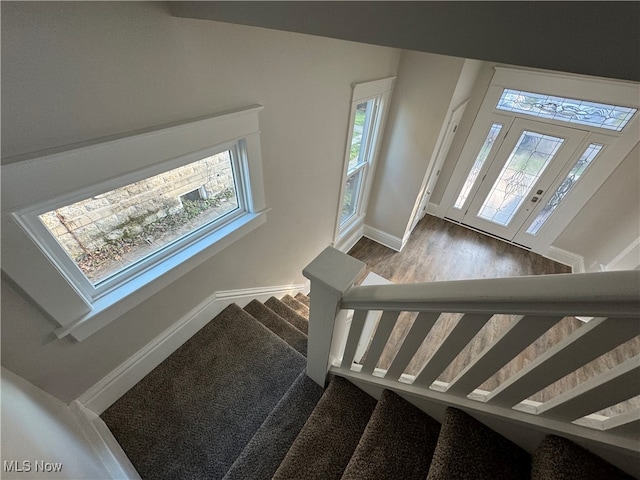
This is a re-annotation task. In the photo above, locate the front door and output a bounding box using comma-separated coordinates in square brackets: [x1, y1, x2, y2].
[450, 119, 587, 244]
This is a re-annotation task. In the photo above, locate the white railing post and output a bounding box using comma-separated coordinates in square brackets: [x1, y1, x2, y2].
[303, 247, 365, 387]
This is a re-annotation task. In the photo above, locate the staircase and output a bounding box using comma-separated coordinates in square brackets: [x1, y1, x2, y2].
[101, 292, 636, 479]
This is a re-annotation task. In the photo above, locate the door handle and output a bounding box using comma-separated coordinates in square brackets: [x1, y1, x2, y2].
[531, 197, 539, 202]
[536, 189, 543, 195]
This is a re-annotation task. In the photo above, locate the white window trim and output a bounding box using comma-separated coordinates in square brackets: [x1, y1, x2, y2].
[334, 77, 395, 251]
[2, 105, 268, 341]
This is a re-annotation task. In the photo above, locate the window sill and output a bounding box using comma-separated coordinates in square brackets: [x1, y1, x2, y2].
[2, 105, 267, 341]
[55, 209, 268, 341]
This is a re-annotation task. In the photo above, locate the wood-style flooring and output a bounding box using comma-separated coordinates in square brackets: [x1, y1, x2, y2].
[347, 215, 639, 416]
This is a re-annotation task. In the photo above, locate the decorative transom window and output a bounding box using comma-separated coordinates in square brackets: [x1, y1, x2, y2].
[2, 106, 267, 340]
[496, 88, 637, 132]
[439, 67, 639, 256]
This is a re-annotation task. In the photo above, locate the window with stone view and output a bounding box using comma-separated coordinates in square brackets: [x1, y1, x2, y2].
[39, 151, 239, 285]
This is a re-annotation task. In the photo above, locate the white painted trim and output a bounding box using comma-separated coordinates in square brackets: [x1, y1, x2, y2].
[75, 283, 305, 414]
[332, 218, 364, 253]
[363, 224, 403, 252]
[426, 202, 440, 216]
[334, 77, 395, 247]
[401, 230, 412, 251]
[605, 237, 640, 271]
[3, 105, 269, 340]
[57, 210, 269, 341]
[545, 246, 585, 273]
[69, 401, 140, 479]
[409, 99, 470, 234]
[492, 67, 640, 109]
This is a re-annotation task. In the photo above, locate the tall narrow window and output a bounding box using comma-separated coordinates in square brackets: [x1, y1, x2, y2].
[454, 123, 502, 209]
[341, 99, 376, 226]
[334, 77, 394, 250]
[526, 143, 603, 235]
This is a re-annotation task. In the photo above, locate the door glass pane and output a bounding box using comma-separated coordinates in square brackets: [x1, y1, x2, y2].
[526, 143, 603, 235]
[348, 100, 373, 171]
[455, 123, 502, 209]
[496, 89, 637, 132]
[341, 170, 363, 225]
[477, 131, 564, 227]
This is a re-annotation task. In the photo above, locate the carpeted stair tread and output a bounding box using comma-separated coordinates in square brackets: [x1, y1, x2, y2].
[294, 292, 311, 308]
[281, 294, 310, 320]
[244, 299, 307, 356]
[341, 389, 441, 480]
[265, 296, 308, 335]
[531, 435, 634, 480]
[223, 372, 324, 480]
[426, 407, 531, 480]
[101, 304, 305, 480]
[273, 376, 377, 480]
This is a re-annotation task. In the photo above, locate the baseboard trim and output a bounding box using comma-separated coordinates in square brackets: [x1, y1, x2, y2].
[426, 202, 440, 216]
[545, 246, 585, 273]
[76, 283, 306, 414]
[69, 401, 141, 479]
[605, 237, 640, 271]
[363, 225, 403, 252]
[333, 221, 364, 253]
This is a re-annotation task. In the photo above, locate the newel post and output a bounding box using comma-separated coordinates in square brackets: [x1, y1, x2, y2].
[303, 247, 365, 387]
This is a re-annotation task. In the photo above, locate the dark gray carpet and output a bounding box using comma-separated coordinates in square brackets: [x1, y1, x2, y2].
[244, 299, 307, 356]
[532, 435, 635, 480]
[265, 296, 309, 335]
[426, 407, 531, 480]
[101, 304, 305, 480]
[223, 372, 323, 480]
[342, 389, 441, 479]
[281, 294, 310, 319]
[99, 294, 632, 480]
[294, 292, 310, 308]
[272, 376, 377, 480]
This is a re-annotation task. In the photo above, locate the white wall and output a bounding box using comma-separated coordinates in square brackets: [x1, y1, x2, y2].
[0, 2, 400, 402]
[366, 50, 465, 239]
[553, 144, 640, 271]
[1, 368, 111, 479]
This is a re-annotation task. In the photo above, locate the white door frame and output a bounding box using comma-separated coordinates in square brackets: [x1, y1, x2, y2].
[437, 67, 640, 256]
[410, 98, 470, 232]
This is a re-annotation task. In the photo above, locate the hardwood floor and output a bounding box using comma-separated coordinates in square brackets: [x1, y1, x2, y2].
[347, 215, 639, 416]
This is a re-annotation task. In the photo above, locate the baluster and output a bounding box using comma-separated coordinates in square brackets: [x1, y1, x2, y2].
[412, 313, 492, 388]
[447, 315, 562, 396]
[486, 317, 639, 407]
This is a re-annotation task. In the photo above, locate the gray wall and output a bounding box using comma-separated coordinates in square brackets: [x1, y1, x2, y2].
[1, 1, 400, 402]
[554, 144, 640, 271]
[1, 367, 111, 479]
[366, 51, 465, 239]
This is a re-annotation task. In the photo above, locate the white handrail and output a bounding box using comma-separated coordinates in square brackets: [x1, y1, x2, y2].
[302, 247, 640, 460]
[341, 270, 640, 317]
